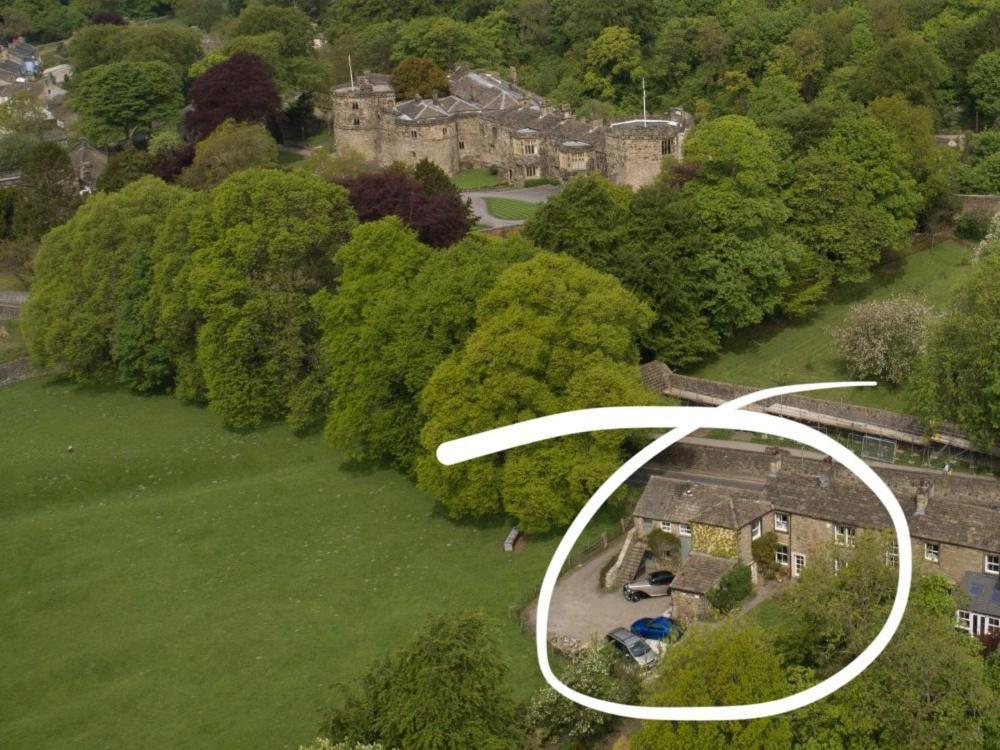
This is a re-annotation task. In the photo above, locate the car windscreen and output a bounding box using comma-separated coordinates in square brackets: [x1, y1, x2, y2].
[628, 640, 650, 657]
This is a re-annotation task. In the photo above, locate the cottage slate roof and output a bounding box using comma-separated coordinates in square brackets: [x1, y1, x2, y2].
[634, 477, 728, 524]
[694, 494, 773, 529]
[766, 474, 891, 529]
[908, 495, 1000, 551]
[959, 572, 1000, 617]
[671, 553, 735, 595]
[0, 60, 24, 78]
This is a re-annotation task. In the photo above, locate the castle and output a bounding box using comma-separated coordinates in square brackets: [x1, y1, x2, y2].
[331, 67, 695, 189]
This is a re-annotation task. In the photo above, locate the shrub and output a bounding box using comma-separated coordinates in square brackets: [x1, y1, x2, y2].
[707, 564, 754, 613]
[644, 528, 680, 562]
[752, 531, 782, 580]
[955, 210, 992, 241]
[524, 176, 560, 187]
[833, 296, 932, 385]
[488, 164, 499, 175]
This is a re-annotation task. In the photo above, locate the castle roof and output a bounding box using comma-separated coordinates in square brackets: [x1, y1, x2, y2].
[394, 94, 479, 121]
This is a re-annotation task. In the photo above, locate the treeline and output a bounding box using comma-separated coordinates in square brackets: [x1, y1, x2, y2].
[24, 167, 651, 533]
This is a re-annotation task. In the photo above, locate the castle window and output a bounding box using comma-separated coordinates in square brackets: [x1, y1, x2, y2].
[924, 543, 940, 563]
[442, 128, 447, 136]
[411, 151, 417, 159]
[661, 139, 673, 155]
[351, 102, 359, 110]
[525, 165, 537, 177]
[524, 142, 536, 155]
[411, 130, 417, 138]
[458, 141, 465, 150]
[352, 117, 360, 126]
[986, 553, 1000, 574]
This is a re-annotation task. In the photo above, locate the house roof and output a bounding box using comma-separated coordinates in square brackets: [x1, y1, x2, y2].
[694, 494, 773, 529]
[0, 60, 24, 78]
[907, 495, 1000, 551]
[670, 553, 735, 595]
[767, 474, 891, 530]
[959, 572, 1000, 617]
[635, 476, 770, 530]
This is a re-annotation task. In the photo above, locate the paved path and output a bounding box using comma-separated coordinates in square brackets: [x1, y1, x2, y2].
[523, 540, 670, 649]
[461, 185, 561, 228]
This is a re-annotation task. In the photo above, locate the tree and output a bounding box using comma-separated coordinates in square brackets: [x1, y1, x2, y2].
[173, 0, 227, 31]
[324, 612, 521, 749]
[342, 171, 471, 247]
[10, 141, 79, 241]
[707, 564, 754, 613]
[526, 644, 640, 745]
[97, 146, 155, 192]
[969, 50, 1000, 124]
[185, 53, 283, 142]
[67, 22, 204, 76]
[630, 621, 794, 750]
[583, 26, 643, 103]
[230, 3, 314, 57]
[23, 177, 189, 383]
[392, 15, 500, 69]
[911, 250, 1000, 451]
[412, 157, 454, 195]
[390, 57, 449, 99]
[834, 296, 932, 385]
[178, 120, 278, 189]
[0, 90, 51, 136]
[416, 252, 653, 531]
[857, 33, 950, 109]
[181, 169, 354, 428]
[73, 61, 184, 146]
[746, 72, 804, 129]
[317, 224, 534, 469]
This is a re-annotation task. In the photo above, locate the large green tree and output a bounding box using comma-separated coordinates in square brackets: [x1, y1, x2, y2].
[181, 169, 355, 428]
[324, 611, 521, 749]
[73, 61, 184, 146]
[911, 249, 1000, 451]
[178, 120, 278, 189]
[416, 251, 653, 532]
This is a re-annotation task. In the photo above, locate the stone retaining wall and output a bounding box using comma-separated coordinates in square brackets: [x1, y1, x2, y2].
[0, 358, 36, 387]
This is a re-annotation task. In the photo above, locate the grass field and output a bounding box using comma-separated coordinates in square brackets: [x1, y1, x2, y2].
[452, 168, 504, 190]
[277, 149, 307, 165]
[0, 380, 569, 749]
[692, 241, 974, 412]
[483, 197, 540, 221]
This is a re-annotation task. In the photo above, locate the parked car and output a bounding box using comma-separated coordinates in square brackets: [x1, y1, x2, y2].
[630, 616, 679, 641]
[606, 627, 659, 669]
[623, 570, 675, 601]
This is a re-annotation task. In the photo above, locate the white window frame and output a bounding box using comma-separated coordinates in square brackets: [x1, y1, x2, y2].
[924, 542, 940, 563]
[751, 518, 762, 540]
[793, 553, 806, 577]
[833, 558, 845, 573]
[885, 540, 899, 566]
[775, 544, 789, 567]
[679, 523, 691, 537]
[834, 525, 855, 547]
[988, 616, 1000, 635]
[986, 553, 1000, 575]
[774, 512, 789, 533]
[956, 609, 971, 632]
[659, 521, 672, 533]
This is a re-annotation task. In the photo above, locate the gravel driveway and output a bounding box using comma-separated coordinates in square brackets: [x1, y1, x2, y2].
[524, 541, 672, 648]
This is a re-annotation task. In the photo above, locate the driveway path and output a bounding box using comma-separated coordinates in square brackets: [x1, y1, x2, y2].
[523, 540, 670, 649]
[462, 184, 561, 228]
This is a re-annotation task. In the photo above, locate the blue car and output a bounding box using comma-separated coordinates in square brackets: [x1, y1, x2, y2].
[630, 616, 677, 641]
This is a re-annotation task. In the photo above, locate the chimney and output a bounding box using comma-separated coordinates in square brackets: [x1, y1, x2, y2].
[915, 480, 933, 516]
[766, 446, 783, 477]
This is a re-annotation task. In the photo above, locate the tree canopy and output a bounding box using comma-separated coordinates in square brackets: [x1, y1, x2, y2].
[185, 53, 283, 142]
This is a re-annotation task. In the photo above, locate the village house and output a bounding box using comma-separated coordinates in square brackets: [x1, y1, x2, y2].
[622, 449, 1000, 631]
[331, 67, 694, 189]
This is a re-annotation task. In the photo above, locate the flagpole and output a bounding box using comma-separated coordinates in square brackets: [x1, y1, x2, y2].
[348, 54, 355, 90]
[642, 77, 647, 126]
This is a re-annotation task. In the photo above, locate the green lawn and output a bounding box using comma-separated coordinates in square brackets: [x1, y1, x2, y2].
[747, 598, 788, 631]
[0, 272, 27, 291]
[692, 241, 975, 412]
[452, 168, 504, 190]
[483, 197, 540, 221]
[0, 380, 561, 749]
[0, 318, 25, 364]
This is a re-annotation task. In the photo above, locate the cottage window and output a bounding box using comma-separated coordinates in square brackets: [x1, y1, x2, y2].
[989, 617, 1000, 634]
[793, 553, 806, 577]
[659, 521, 672, 533]
[885, 540, 899, 566]
[679, 523, 691, 537]
[751, 519, 762, 540]
[924, 543, 940, 563]
[774, 512, 789, 532]
[458, 140, 465, 150]
[775, 545, 789, 566]
[987, 553, 1000, 574]
[834, 525, 855, 547]
[661, 139, 673, 155]
[956, 610, 971, 632]
[525, 165, 537, 177]
[833, 557, 846, 573]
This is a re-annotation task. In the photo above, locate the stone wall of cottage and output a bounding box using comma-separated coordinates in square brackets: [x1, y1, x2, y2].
[692, 523, 737, 558]
[672, 590, 710, 623]
[912, 538, 995, 583]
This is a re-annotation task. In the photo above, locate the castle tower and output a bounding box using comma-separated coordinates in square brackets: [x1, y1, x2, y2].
[332, 76, 396, 164]
[604, 109, 692, 189]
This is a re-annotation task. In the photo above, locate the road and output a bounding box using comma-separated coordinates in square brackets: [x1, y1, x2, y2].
[461, 184, 561, 228]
